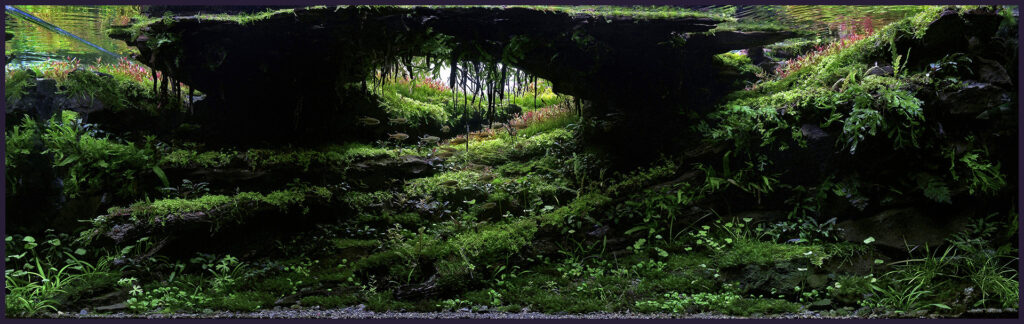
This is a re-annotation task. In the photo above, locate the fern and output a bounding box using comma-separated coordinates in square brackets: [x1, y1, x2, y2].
[951, 151, 1007, 195]
[915, 173, 951, 204]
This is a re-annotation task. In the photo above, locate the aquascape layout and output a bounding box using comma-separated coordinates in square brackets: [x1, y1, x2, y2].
[2, 4, 1019, 319]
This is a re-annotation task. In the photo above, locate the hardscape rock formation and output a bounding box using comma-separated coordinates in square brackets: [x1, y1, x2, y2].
[110, 6, 798, 167]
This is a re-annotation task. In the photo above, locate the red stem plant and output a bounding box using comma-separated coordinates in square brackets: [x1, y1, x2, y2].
[773, 16, 876, 80]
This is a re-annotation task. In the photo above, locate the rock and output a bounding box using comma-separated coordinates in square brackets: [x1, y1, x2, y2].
[838, 208, 970, 253]
[767, 124, 833, 185]
[937, 81, 1010, 117]
[275, 294, 298, 306]
[865, 64, 894, 77]
[113, 6, 800, 170]
[95, 303, 127, 311]
[974, 57, 1012, 86]
[921, 8, 969, 54]
[502, 104, 523, 117]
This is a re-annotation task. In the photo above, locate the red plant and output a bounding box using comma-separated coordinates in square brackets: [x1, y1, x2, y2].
[40, 56, 81, 81]
[508, 105, 570, 128]
[396, 76, 450, 92]
[773, 16, 876, 80]
[89, 56, 156, 83]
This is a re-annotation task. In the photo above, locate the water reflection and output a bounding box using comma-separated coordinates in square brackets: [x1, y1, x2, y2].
[5, 5, 140, 67]
[2, 5, 983, 69]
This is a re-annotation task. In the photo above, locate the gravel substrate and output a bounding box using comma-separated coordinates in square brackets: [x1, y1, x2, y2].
[55, 305, 1019, 319]
[59, 306, 866, 319]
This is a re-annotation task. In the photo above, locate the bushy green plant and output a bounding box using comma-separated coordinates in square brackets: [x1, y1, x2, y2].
[950, 150, 1007, 195]
[635, 291, 742, 313]
[5, 234, 113, 317]
[5, 69, 37, 105]
[5, 111, 159, 199]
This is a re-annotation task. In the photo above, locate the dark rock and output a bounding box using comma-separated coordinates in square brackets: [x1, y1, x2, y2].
[837, 207, 970, 253]
[113, 6, 799, 169]
[275, 294, 299, 306]
[502, 104, 523, 117]
[350, 155, 442, 190]
[766, 123, 833, 185]
[921, 8, 969, 54]
[936, 81, 1010, 117]
[974, 57, 1012, 86]
[864, 64, 894, 77]
[94, 303, 128, 311]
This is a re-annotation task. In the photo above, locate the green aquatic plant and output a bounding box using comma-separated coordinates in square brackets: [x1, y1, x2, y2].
[6, 111, 159, 199]
[5, 234, 113, 317]
[5, 69, 37, 105]
[949, 150, 1007, 195]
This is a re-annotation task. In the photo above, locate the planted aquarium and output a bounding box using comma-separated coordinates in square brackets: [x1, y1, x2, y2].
[3, 4, 1019, 319]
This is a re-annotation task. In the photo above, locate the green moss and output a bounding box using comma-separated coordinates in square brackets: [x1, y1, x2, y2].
[160, 149, 237, 168]
[713, 21, 806, 33]
[537, 192, 611, 227]
[244, 143, 394, 171]
[496, 155, 560, 177]
[716, 239, 831, 268]
[355, 211, 425, 228]
[194, 8, 297, 25]
[333, 238, 380, 250]
[448, 217, 538, 261]
[714, 52, 763, 76]
[341, 190, 395, 212]
[136, 194, 233, 217]
[605, 159, 678, 195]
[114, 185, 335, 226]
[404, 170, 482, 198]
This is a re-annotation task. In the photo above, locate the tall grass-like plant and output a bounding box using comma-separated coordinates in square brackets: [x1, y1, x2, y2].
[5, 235, 109, 317]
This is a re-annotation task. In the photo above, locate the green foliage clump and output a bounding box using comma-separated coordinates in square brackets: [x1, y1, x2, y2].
[111, 185, 335, 227]
[538, 192, 611, 228]
[375, 82, 451, 127]
[5, 111, 158, 199]
[448, 217, 539, 263]
[58, 69, 160, 113]
[714, 52, 763, 75]
[5, 69, 37, 105]
[137, 194, 234, 218]
[160, 149, 236, 168]
[244, 143, 394, 171]
[867, 214, 1018, 313]
[207, 291, 276, 311]
[341, 190, 395, 212]
[950, 150, 1007, 195]
[5, 233, 116, 318]
[517, 113, 578, 138]
[715, 239, 831, 268]
[404, 170, 481, 198]
[635, 291, 742, 313]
